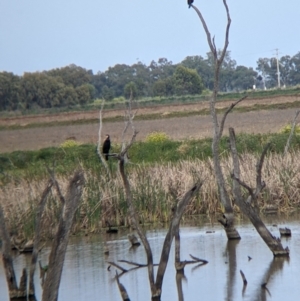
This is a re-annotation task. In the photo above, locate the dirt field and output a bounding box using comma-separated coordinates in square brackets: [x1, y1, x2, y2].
[0, 95, 299, 153]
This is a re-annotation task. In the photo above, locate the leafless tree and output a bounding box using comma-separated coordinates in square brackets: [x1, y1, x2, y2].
[229, 127, 289, 256]
[0, 170, 85, 300]
[190, 1, 245, 239]
[101, 94, 204, 300]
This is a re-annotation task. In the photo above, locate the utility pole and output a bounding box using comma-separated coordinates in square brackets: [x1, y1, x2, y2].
[275, 48, 281, 88]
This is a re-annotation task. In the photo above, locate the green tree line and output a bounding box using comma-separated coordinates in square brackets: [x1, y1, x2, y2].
[1, 51, 300, 111]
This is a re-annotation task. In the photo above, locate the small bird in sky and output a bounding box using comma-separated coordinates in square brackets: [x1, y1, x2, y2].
[188, 0, 194, 8]
[102, 134, 111, 160]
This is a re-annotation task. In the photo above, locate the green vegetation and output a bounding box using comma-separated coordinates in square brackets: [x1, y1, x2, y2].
[1, 132, 299, 178]
[2, 131, 300, 239]
[1, 50, 300, 112]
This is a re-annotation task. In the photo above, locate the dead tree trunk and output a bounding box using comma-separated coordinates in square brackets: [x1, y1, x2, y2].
[29, 180, 53, 296]
[191, 1, 242, 239]
[229, 127, 289, 256]
[42, 170, 85, 301]
[284, 109, 300, 155]
[119, 143, 202, 299]
[0, 204, 20, 299]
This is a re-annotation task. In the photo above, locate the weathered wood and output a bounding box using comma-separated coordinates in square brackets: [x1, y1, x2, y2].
[116, 271, 130, 301]
[284, 109, 300, 155]
[28, 179, 53, 296]
[127, 233, 140, 246]
[279, 227, 291, 236]
[155, 182, 202, 294]
[240, 270, 247, 285]
[42, 170, 85, 301]
[229, 127, 289, 257]
[119, 153, 156, 295]
[191, 1, 241, 240]
[0, 203, 20, 298]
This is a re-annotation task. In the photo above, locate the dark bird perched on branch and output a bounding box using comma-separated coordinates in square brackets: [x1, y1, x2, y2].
[188, 0, 194, 8]
[102, 134, 111, 160]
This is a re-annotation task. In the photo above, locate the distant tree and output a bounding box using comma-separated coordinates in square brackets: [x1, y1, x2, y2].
[231, 66, 257, 91]
[152, 78, 174, 96]
[173, 65, 204, 95]
[206, 50, 236, 91]
[148, 58, 176, 83]
[124, 81, 138, 99]
[46, 64, 93, 88]
[91, 72, 107, 98]
[58, 86, 78, 107]
[0, 72, 22, 110]
[75, 84, 93, 105]
[181, 55, 214, 90]
[290, 52, 300, 85]
[104, 64, 136, 97]
[101, 85, 115, 101]
[20, 73, 65, 109]
[256, 57, 278, 88]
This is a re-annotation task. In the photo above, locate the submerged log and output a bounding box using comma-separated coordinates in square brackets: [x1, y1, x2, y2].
[106, 221, 118, 234]
[127, 234, 140, 247]
[279, 227, 291, 236]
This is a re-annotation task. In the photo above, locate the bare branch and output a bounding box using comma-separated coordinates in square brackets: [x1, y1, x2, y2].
[155, 182, 202, 289]
[231, 173, 254, 197]
[120, 130, 139, 158]
[118, 149, 156, 293]
[46, 166, 65, 204]
[116, 271, 131, 301]
[240, 269, 248, 285]
[191, 5, 216, 56]
[218, 0, 231, 64]
[284, 109, 300, 155]
[219, 96, 248, 138]
[118, 260, 148, 268]
[106, 261, 128, 273]
[189, 254, 208, 264]
[253, 143, 270, 198]
[97, 98, 112, 178]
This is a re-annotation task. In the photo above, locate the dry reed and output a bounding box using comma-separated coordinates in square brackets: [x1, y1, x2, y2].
[1, 150, 300, 238]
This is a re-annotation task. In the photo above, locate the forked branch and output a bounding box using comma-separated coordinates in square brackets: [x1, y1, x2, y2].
[284, 109, 300, 155]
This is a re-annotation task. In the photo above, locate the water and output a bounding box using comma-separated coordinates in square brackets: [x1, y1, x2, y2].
[1, 217, 300, 301]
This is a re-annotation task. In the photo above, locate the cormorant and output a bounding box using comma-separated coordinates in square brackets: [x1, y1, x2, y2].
[102, 134, 111, 160]
[188, 0, 194, 8]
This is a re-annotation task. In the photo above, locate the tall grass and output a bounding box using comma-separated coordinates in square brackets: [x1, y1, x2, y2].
[1, 147, 300, 239]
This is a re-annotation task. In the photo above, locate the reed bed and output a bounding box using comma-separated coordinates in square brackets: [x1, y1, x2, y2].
[1, 149, 300, 239]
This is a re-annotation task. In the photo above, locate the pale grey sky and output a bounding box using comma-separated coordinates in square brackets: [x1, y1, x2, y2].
[1, 0, 299, 75]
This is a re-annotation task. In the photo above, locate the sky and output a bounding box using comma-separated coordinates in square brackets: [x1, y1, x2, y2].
[1, 0, 300, 75]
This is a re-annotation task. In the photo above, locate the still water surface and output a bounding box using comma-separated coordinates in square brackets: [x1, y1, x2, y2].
[0, 216, 300, 301]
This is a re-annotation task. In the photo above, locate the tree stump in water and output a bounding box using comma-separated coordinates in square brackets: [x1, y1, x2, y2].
[127, 234, 140, 247]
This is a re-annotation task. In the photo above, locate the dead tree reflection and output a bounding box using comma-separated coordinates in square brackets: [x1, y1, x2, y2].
[225, 240, 240, 301]
[175, 227, 208, 301]
[252, 257, 288, 301]
[0, 170, 84, 301]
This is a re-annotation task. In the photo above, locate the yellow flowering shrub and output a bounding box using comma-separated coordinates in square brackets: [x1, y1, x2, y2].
[60, 140, 80, 148]
[280, 124, 300, 135]
[145, 131, 169, 143]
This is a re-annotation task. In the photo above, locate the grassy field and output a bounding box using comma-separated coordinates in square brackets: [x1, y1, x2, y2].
[1, 94, 300, 153]
[1, 91, 300, 239]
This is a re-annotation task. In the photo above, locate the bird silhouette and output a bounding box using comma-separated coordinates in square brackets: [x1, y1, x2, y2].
[102, 134, 111, 160]
[188, 0, 194, 8]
